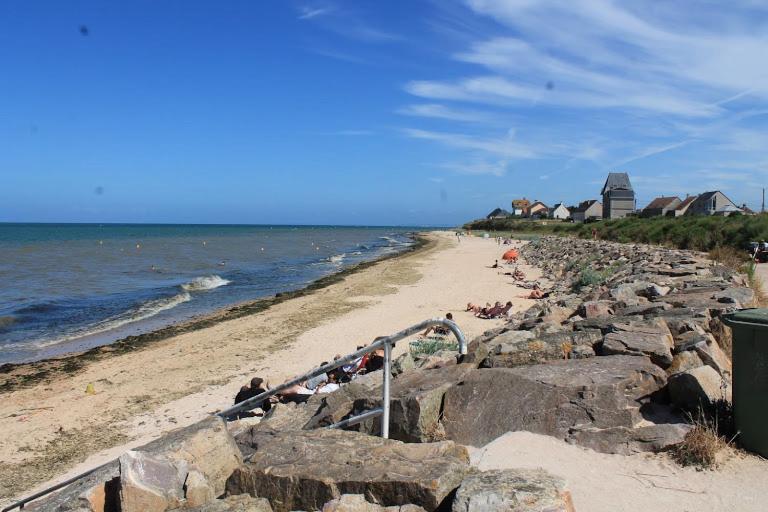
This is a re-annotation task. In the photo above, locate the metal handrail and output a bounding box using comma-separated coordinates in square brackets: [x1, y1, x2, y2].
[3, 318, 466, 511]
[217, 317, 467, 437]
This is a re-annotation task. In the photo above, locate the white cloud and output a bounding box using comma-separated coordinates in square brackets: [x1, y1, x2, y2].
[402, 128, 536, 159]
[298, 6, 333, 20]
[397, 103, 495, 123]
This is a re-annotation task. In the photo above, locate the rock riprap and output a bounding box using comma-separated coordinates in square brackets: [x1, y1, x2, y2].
[229, 428, 470, 512]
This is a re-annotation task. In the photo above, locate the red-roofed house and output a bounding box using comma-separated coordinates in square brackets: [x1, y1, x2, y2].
[674, 195, 698, 217]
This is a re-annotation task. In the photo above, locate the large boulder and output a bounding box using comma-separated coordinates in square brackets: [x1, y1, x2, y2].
[441, 356, 667, 452]
[481, 330, 601, 368]
[600, 318, 674, 368]
[25, 417, 242, 512]
[140, 416, 243, 500]
[452, 469, 575, 512]
[119, 450, 188, 512]
[305, 365, 474, 443]
[228, 428, 469, 512]
[668, 365, 729, 410]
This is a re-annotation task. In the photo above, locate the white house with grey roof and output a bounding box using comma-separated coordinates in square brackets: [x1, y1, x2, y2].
[686, 191, 741, 216]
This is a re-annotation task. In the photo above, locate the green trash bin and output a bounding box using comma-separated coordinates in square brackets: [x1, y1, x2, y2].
[723, 308, 768, 458]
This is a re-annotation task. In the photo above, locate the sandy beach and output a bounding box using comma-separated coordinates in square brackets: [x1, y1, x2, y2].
[0, 231, 539, 503]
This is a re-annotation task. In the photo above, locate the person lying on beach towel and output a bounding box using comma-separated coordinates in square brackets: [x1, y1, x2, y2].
[421, 312, 453, 337]
[466, 302, 490, 314]
[278, 380, 314, 404]
[478, 301, 513, 319]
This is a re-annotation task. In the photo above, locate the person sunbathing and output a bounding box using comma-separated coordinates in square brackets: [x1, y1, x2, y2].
[522, 284, 547, 299]
[475, 301, 501, 318]
[422, 312, 453, 337]
[477, 301, 512, 319]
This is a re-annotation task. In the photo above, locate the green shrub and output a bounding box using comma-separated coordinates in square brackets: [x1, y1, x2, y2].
[463, 214, 768, 251]
[409, 338, 459, 357]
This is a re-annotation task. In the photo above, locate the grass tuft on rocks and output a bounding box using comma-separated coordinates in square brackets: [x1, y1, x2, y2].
[673, 401, 736, 469]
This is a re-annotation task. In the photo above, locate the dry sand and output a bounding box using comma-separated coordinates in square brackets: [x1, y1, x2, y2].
[471, 431, 768, 512]
[0, 231, 538, 503]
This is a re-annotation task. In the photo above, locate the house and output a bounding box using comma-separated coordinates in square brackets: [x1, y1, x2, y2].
[674, 195, 698, 216]
[601, 172, 636, 219]
[713, 205, 745, 216]
[641, 196, 681, 217]
[685, 191, 740, 216]
[511, 198, 531, 216]
[549, 203, 570, 220]
[486, 208, 512, 219]
[571, 200, 603, 223]
[741, 204, 757, 216]
[527, 201, 549, 218]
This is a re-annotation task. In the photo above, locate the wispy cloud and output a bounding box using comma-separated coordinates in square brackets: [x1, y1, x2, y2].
[298, 6, 333, 20]
[397, 103, 496, 123]
[402, 128, 536, 159]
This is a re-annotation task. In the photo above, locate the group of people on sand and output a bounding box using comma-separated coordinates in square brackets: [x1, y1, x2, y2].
[232, 344, 388, 416]
[466, 301, 513, 319]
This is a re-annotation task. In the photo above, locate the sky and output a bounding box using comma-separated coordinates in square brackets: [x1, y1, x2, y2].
[1, 0, 768, 226]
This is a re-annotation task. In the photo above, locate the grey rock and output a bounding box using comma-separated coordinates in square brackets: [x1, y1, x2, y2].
[452, 469, 575, 512]
[442, 356, 667, 452]
[355, 365, 475, 442]
[578, 301, 614, 319]
[645, 284, 671, 298]
[229, 428, 469, 512]
[668, 365, 729, 410]
[667, 350, 705, 376]
[600, 319, 674, 368]
[693, 338, 732, 377]
[568, 424, 691, 455]
[392, 351, 416, 375]
[482, 330, 601, 368]
[610, 284, 638, 302]
[713, 287, 755, 307]
[119, 450, 188, 512]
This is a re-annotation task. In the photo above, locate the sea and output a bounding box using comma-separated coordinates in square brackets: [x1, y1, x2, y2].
[0, 223, 422, 365]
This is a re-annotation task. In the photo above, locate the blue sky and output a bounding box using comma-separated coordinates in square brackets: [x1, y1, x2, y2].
[2, 0, 767, 225]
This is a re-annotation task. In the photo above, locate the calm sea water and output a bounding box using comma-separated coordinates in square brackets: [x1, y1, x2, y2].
[0, 224, 420, 364]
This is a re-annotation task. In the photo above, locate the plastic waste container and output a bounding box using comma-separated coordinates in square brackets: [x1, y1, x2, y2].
[723, 309, 768, 458]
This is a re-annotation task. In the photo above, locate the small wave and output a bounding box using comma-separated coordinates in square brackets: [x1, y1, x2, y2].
[328, 253, 346, 264]
[352, 251, 362, 255]
[1, 292, 193, 352]
[379, 236, 403, 246]
[14, 302, 60, 315]
[181, 275, 231, 292]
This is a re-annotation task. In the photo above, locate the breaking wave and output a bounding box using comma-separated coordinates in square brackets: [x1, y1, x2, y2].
[181, 275, 231, 292]
[328, 253, 346, 264]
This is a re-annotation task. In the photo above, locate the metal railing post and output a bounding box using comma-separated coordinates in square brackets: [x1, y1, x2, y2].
[381, 341, 392, 438]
